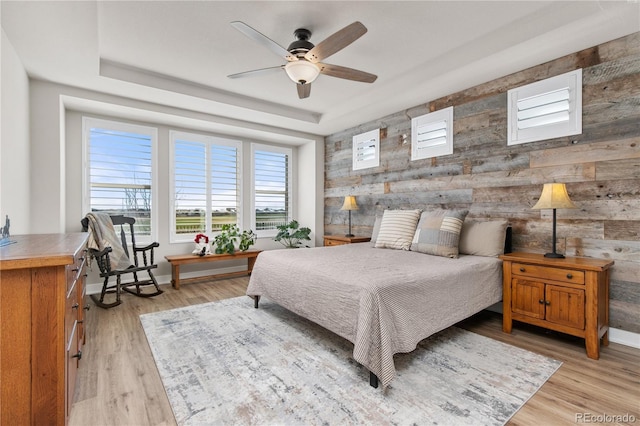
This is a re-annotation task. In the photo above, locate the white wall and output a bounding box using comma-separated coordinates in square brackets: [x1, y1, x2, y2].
[27, 80, 324, 286]
[1, 29, 30, 235]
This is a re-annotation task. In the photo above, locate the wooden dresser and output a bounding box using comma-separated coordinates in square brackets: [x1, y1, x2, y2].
[500, 252, 614, 360]
[0, 233, 88, 426]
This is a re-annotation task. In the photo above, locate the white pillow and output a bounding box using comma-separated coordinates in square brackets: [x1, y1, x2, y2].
[459, 219, 509, 257]
[374, 209, 421, 250]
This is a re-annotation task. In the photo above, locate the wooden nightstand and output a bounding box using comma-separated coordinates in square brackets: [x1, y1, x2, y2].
[500, 252, 614, 359]
[323, 235, 371, 246]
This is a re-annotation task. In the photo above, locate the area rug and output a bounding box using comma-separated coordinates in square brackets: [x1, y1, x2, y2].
[140, 297, 561, 426]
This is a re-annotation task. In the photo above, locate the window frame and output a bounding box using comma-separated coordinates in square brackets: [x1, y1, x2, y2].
[81, 117, 159, 244]
[507, 69, 582, 146]
[352, 128, 380, 171]
[411, 107, 454, 161]
[250, 143, 294, 238]
[169, 130, 243, 243]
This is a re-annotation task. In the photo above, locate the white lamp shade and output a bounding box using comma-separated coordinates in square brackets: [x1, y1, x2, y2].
[284, 60, 320, 84]
[340, 195, 358, 211]
[532, 183, 577, 210]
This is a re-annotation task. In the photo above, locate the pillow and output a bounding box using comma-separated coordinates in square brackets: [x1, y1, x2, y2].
[374, 209, 421, 250]
[459, 219, 509, 257]
[370, 215, 382, 246]
[410, 210, 468, 258]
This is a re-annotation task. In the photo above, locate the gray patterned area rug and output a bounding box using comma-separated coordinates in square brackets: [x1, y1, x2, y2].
[140, 297, 561, 426]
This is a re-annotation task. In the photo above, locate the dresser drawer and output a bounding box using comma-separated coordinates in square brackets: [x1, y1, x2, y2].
[66, 249, 87, 293]
[65, 279, 79, 349]
[512, 262, 585, 285]
[324, 238, 347, 246]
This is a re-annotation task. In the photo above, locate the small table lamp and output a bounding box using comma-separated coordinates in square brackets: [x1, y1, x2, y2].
[340, 195, 359, 237]
[532, 183, 577, 258]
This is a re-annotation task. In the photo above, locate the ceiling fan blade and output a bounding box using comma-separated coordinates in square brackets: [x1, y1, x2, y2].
[304, 21, 367, 63]
[228, 66, 284, 79]
[318, 63, 377, 83]
[231, 21, 296, 61]
[297, 83, 311, 99]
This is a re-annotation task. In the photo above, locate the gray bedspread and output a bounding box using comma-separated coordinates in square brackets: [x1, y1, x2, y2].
[246, 243, 502, 388]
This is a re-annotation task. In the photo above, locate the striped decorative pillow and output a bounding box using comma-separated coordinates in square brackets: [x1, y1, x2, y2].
[374, 209, 421, 250]
[410, 210, 469, 258]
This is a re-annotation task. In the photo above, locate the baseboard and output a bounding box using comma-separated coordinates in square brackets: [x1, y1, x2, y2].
[85, 265, 247, 295]
[609, 328, 640, 349]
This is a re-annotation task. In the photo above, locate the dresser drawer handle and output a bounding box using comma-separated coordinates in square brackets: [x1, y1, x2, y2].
[72, 303, 79, 310]
[72, 351, 82, 360]
[519, 267, 525, 272]
[566, 273, 573, 279]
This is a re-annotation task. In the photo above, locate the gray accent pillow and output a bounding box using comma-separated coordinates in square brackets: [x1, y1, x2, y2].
[374, 209, 421, 250]
[459, 219, 509, 257]
[410, 210, 469, 258]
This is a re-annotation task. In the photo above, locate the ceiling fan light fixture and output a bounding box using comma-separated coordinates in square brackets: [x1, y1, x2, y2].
[284, 60, 320, 84]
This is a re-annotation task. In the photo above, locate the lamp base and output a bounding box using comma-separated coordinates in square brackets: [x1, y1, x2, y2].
[345, 233, 355, 238]
[544, 252, 565, 259]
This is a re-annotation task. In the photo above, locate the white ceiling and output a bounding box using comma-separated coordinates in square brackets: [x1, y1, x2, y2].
[2, 1, 639, 138]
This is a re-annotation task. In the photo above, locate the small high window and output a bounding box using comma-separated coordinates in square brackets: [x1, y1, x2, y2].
[508, 69, 582, 145]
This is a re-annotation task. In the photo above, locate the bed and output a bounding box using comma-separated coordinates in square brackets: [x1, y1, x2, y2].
[246, 215, 510, 389]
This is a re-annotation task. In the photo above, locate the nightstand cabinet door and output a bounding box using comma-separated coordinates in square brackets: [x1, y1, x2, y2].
[511, 279, 545, 319]
[545, 284, 585, 329]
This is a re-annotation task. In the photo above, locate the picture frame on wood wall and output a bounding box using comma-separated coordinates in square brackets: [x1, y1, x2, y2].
[352, 128, 380, 171]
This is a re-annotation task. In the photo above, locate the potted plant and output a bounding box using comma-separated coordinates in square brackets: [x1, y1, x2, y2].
[213, 224, 256, 254]
[274, 220, 311, 248]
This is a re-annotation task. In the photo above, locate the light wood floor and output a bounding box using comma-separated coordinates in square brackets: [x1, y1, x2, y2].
[70, 278, 639, 426]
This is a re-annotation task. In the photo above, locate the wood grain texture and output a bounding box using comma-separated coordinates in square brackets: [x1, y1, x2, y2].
[68, 279, 640, 425]
[324, 32, 640, 333]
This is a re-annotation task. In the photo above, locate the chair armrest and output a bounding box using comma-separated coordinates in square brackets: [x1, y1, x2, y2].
[133, 242, 160, 252]
[133, 242, 160, 267]
[88, 246, 113, 274]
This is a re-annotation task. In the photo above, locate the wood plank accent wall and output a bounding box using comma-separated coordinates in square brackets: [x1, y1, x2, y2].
[324, 32, 640, 333]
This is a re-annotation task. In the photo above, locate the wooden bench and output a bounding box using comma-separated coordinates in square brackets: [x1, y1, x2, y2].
[164, 250, 262, 290]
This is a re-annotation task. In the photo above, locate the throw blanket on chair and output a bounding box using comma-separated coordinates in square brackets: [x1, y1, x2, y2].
[85, 212, 132, 271]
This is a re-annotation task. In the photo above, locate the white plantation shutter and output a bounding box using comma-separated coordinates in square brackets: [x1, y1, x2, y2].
[508, 69, 582, 145]
[411, 107, 453, 161]
[352, 129, 380, 170]
[252, 144, 292, 233]
[173, 140, 207, 235]
[83, 118, 157, 239]
[210, 144, 239, 231]
[171, 131, 240, 242]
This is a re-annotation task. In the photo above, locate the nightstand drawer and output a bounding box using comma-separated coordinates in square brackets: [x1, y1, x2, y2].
[512, 262, 585, 285]
[325, 238, 346, 246]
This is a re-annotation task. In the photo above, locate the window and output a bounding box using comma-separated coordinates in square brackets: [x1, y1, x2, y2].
[352, 129, 380, 170]
[82, 117, 157, 240]
[508, 69, 582, 145]
[252, 144, 292, 235]
[411, 107, 454, 160]
[170, 131, 241, 242]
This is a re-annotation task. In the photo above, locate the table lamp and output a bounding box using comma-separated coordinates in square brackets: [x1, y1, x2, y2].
[340, 195, 359, 237]
[532, 183, 577, 258]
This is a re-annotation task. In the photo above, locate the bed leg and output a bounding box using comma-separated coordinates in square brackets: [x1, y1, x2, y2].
[369, 372, 379, 388]
[253, 295, 260, 309]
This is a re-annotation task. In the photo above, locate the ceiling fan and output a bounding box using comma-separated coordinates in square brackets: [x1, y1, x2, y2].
[227, 21, 377, 99]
